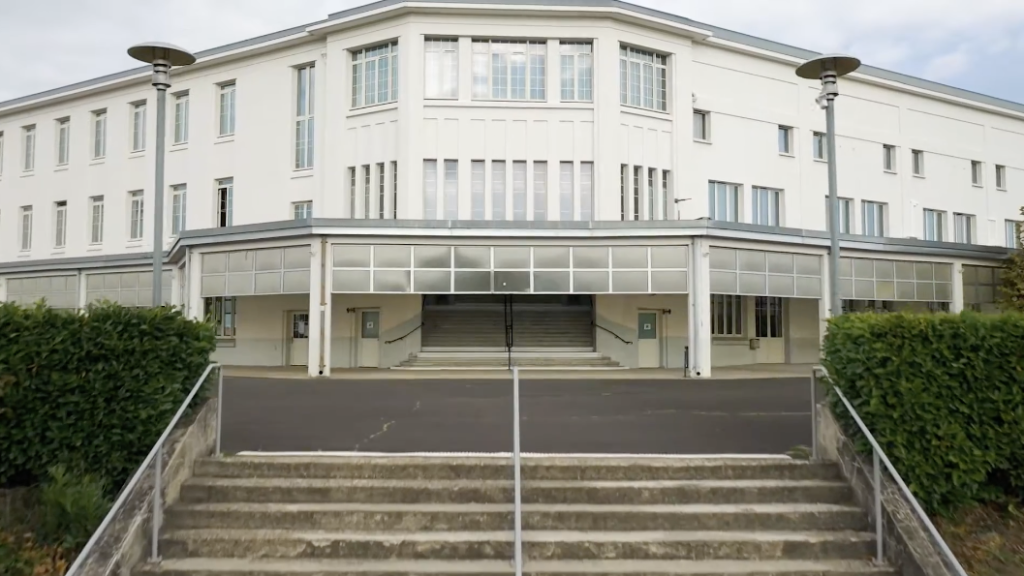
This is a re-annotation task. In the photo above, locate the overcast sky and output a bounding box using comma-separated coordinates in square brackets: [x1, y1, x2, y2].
[2, 0, 1023, 104]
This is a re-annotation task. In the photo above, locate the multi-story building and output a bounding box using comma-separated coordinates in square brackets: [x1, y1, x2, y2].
[0, 0, 1019, 377]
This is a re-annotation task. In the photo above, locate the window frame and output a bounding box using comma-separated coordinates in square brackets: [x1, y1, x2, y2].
[471, 39, 547, 102]
[23, 125, 36, 171]
[491, 160, 506, 221]
[54, 201, 67, 249]
[424, 160, 439, 220]
[751, 186, 782, 226]
[711, 294, 743, 337]
[619, 44, 668, 112]
[812, 132, 826, 161]
[971, 161, 983, 187]
[292, 201, 312, 221]
[362, 164, 371, 219]
[351, 41, 399, 109]
[862, 201, 885, 237]
[708, 181, 740, 223]
[559, 41, 593, 102]
[912, 150, 925, 177]
[89, 196, 105, 245]
[173, 92, 189, 145]
[56, 118, 70, 166]
[883, 144, 896, 173]
[130, 102, 146, 153]
[693, 110, 709, 141]
[954, 213, 974, 244]
[128, 190, 145, 241]
[923, 208, 944, 242]
[377, 162, 386, 219]
[559, 161, 573, 221]
[218, 83, 237, 137]
[92, 110, 107, 159]
[513, 160, 528, 221]
[533, 160, 548, 221]
[216, 178, 234, 228]
[443, 159, 458, 220]
[294, 64, 315, 169]
[755, 296, 784, 339]
[205, 296, 237, 338]
[424, 38, 459, 100]
[19, 206, 33, 251]
[826, 196, 853, 234]
[171, 184, 187, 236]
[996, 164, 1007, 190]
[471, 160, 486, 221]
[580, 162, 594, 222]
[778, 125, 793, 155]
[1006, 220, 1022, 249]
[348, 167, 357, 217]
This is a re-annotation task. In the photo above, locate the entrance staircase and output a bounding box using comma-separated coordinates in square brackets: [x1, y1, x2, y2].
[137, 455, 895, 576]
[395, 350, 624, 370]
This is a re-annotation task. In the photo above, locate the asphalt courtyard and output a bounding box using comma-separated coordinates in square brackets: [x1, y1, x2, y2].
[219, 376, 819, 455]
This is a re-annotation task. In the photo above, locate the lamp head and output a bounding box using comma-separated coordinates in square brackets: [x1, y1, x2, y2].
[128, 42, 196, 67]
[795, 54, 861, 80]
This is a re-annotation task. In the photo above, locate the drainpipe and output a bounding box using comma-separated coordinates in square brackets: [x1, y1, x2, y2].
[319, 236, 328, 376]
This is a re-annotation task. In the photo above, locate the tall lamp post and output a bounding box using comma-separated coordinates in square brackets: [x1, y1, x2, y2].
[796, 54, 861, 317]
[128, 42, 196, 307]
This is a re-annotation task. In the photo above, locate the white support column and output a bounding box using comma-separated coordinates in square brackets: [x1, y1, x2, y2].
[690, 238, 712, 378]
[77, 271, 88, 310]
[188, 250, 204, 321]
[951, 261, 965, 313]
[307, 239, 324, 377]
[323, 244, 334, 376]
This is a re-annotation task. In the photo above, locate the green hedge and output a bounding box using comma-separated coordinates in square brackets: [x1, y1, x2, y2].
[0, 302, 216, 494]
[822, 311, 1024, 516]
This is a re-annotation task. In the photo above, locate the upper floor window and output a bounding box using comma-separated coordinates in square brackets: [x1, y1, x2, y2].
[216, 178, 233, 227]
[131, 102, 146, 152]
[19, 206, 32, 251]
[352, 41, 398, 109]
[128, 190, 144, 241]
[923, 208, 944, 241]
[620, 45, 667, 112]
[425, 38, 458, 99]
[971, 161, 983, 186]
[92, 110, 107, 159]
[751, 187, 781, 226]
[863, 201, 885, 237]
[89, 196, 105, 244]
[219, 83, 237, 136]
[996, 165, 1007, 190]
[173, 92, 189, 144]
[56, 118, 70, 166]
[560, 42, 592, 102]
[472, 40, 546, 101]
[295, 64, 315, 169]
[54, 201, 67, 249]
[826, 197, 853, 234]
[883, 144, 896, 172]
[693, 111, 709, 141]
[812, 132, 826, 161]
[23, 125, 35, 171]
[954, 213, 974, 244]
[778, 126, 792, 155]
[1006, 220, 1021, 249]
[708, 181, 740, 222]
[912, 150, 925, 176]
[580, 162, 593, 222]
[293, 201, 312, 221]
[171, 184, 187, 236]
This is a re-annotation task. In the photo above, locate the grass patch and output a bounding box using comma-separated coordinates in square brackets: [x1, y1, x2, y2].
[937, 503, 1024, 576]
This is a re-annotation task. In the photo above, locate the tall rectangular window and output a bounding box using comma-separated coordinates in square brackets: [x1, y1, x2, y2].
[693, 111, 709, 141]
[580, 162, 593, 222]
[293, 201, 312, 220]
[708, 181, 740, 222]
[391, 161, 398, 219]
[423, 160, 438, 220]
[295, 65, 315, 169]
[471, 161, 486, 220]
[171, 184, 187, 235]
[778, 126, 792, 154]
[883, 144, 896, 172]
[56, 119, 70, 166]
[1006, 220, 1021, 249]
[53, 201, 67, 249]
[954, 213, 974, 244]
[971, 161, 983, 186]
[23, 125, 35, 171]
[425, 38, 458, 99]
[472, 40, 546, 101]
[620, 45, 667, 112]
[205, 297, 237, 338]
[173, 93, 189, 144]
[560, 42, 593, 101]
[92, 110, 107, 159]
[912, 150, 925, 176]
[533, 161, 547, 221]
[19, 206, 32, 251]
[512, 161, 527, 220]
[216, 178, 233, 228]
[632, 166, 641, 221]
[444, 160, 458, 220]
[755, 297, 783, 339]
[559, 162, 574, 221]
[619, 164, 628, 221]
[661, 170, 671, 221]
[131, 102, 146, 152]
[348, 167, 357, 217]
[996, 165, 1007, 190]
[923, 208, 944, 241]
[218, 83, 236, 136]
[826, 197, 853, 234]
[711, 295, 742, 336]
[377, 162, 386, 219]
[812, 132, 826, 160]
[89, 196, 105, 244]
[863, 201, 885, 237]
[352, 41, 398, 108]
[492, 160, 506, 220]
[647, 168, 656, 221]
[362, 164, 371, 218]
[129, 190, 144, 241]
[751, 187, 781, 226]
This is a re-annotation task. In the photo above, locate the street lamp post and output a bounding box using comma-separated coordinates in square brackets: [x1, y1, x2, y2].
[128, 42, 196, 307]
[796, 54, 861, 317]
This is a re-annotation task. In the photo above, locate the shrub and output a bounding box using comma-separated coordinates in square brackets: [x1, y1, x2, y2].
[36, 466, 109, 551]
[0, 302, 216, 495]
[0, 532, 67, 576]
[822, 311, 1024, 516]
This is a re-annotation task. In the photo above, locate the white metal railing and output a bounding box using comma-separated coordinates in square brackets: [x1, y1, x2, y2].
[511, 366, 523, 576]
[66, 363, 223, 576]
[811, 366, 968, 576]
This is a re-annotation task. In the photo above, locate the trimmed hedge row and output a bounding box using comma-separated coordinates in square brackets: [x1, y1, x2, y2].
[0, 302, 216, 493]
[822, 311, 1024, 516]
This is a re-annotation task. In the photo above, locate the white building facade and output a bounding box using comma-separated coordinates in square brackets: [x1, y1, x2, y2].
[0, 0, 1019, 377]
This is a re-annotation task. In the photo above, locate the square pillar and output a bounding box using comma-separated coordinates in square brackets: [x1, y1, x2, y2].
[323, 246, 334, 376]
[689, 238, 712, 377]
[307, 239, 325, 377]
[187, 250, 204, 321]
[951, 261, 965, 313]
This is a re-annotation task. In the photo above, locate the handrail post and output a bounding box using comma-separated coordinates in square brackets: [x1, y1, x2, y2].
[151, 444, 162, 562]
[512, 366, 523, 576]
[216, 366, 224, 457]
[874, 449, 883, 564]
[810, 366, 819, 460]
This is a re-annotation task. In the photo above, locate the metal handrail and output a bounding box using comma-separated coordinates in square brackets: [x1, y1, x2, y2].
[384, 323, 423, 345]
[593, 322, 633, 344]
[66, 363, 222, 576]
[511, 366, 523, 576]
[812, 366, 968, 576]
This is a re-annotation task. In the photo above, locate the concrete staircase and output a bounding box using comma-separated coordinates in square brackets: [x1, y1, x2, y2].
[421, 308, 595, 349]
[137, 455, 895, 576]
[395, 350, 624, 370]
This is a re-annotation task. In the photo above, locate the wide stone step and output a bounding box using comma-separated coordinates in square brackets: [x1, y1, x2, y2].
[165, 503, 868, 533]
[192, 457, 842, 482]
[178, 478, 853, 506]
[158, 529, 875, 561]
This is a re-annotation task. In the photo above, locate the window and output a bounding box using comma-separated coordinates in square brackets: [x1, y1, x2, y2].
[492, 161, 506, 220]
[620, 45, 667, 112]
[693, 111, 709, 141]
[19, 206, 32, 251]
[661, 170, 671, 221]
[377, 163, 386, 219]
[23, 125, 35, 171]
[883, 144, 896, 172]
[755, 297, 783, 338]
[89, 196, 105, 244]
[173, 93, 189, 144]
[646, 168, 656, 221]
[863, 201, 885, 237]
[216, 178, 233, 228]
[352, 41, 398, 108]
[778, 126, 792, 155]
[295, 65, 315, 169]
[812, 132, 826, 161]
[954, 213, 974, 244]
[533, 161, 547, 221]
[632, 166, 641, 220]
[129, 190, 144, 241]
[171, 184, 187, 235]
[512, 161, 527, 220]
[218, 83, 236, 136]
[348, 167, 357, 217]
[971, 161, 983, 186]
[362, 164, 371, 218]
[92, 110, 107, 159]
[1006, 220, 1021, 249]
[293, 201, 312, 220]
[424, 160, 438, 220]
[560, 42, 593, 101]
[391, 161, 398, 219]
[620, 164, 628, 221]
[996, 165, 1007, 190]
[559, 162, 574, 221]
[54, 201, 67, 249]
[708, 181, 740, 222]
[425, 38, 458, 99]
[912, 150, 925, 176]
[444, 160, 458, 220]
[751, 187, 781, 226]
[472, 40, 546, 101]
[711, 295, 742, 336]
[56, 119, 70, 165]
[923, 209, 944, 241]
[471, 161, 486, 220]
[131, 102, 146, 152]
[580, 162, 593, 222]
[205, 297, 236, 338]
[826, 197, 853, 234]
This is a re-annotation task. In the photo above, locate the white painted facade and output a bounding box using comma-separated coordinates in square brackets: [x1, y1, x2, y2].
[0, 0, 1019, 377]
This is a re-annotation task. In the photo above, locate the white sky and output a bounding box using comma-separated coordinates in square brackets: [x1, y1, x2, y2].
[1, 0, 1023, 103]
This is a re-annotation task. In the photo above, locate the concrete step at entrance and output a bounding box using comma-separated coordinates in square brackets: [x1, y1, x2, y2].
[397, 351, 622, 369]
[422, 307, 595, 350]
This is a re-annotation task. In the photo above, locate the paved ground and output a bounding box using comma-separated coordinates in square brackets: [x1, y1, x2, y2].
[220, 376, 819, 455]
